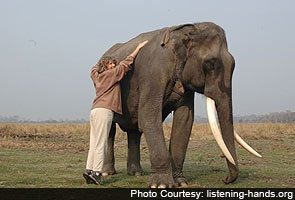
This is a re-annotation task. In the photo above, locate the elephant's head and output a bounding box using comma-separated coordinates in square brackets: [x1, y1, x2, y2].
[161, 22, 261, 183]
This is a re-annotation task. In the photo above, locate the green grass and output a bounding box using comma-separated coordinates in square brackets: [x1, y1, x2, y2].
[0, 123, 295, 188]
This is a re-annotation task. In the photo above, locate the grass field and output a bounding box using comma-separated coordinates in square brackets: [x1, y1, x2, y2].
[0, 123, 295, 188]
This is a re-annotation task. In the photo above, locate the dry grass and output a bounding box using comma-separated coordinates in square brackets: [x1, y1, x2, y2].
[1, 122, 294, 151]
[0, 123, 89, 138]
[0, 123, 88, 152]
[164, 123, 295, 140]
[1, 122, 295, 140]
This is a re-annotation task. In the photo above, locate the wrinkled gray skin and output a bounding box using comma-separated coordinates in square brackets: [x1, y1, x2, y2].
[101, 22, 237, 187]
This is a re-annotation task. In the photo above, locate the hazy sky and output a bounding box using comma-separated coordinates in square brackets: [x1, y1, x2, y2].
[0, 0, 294, 121]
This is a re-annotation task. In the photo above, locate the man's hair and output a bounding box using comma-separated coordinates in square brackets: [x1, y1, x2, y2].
[96, 56, 117, 74]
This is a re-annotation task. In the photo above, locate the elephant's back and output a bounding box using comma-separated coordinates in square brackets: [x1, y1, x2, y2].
[102, 43, 123, 57]
[104, 28, 167, 61]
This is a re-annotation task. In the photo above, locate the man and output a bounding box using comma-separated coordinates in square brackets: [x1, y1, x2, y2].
[83, 40, 148, 185]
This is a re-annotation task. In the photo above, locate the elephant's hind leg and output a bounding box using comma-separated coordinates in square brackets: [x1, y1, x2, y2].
[127, 130, 144, 176]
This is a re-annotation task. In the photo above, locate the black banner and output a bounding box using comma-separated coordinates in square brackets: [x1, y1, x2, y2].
[0, 188, 294, 200]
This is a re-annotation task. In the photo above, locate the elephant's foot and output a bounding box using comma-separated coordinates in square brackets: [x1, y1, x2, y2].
[173, 172, 188, 187]
[102, 170, 116, 176]
[102, 165, 116, 177]
[127, 164, 144, 176]
[222, 171, 238, 184]
[149, 173, 175, 188]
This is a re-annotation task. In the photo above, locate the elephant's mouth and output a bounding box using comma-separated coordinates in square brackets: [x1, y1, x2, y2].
[206, 97, 262, 165]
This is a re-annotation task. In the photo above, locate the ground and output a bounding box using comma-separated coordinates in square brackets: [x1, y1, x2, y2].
[0, 123, 294, 188]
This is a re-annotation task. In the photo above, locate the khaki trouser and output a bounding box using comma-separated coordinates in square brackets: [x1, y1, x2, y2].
[86, 108, 114, 172]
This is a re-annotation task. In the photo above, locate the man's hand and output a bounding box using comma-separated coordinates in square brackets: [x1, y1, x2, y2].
[137, 40, 148, 49]
[130, 40, 149, 57]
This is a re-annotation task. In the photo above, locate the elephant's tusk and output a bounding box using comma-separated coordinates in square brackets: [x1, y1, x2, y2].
[234, 130, 262, 158]
[206, 97, 236, 165]
[206, 97, 262, 160]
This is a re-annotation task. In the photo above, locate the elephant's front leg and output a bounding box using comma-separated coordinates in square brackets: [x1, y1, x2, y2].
[102, 122, 117, 176]
[138, 99, 174, 188]
[127, 130, 144, 176]
[169, 94, 194, 187]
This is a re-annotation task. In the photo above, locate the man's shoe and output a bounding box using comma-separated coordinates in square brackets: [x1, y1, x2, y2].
[88, 171, 102, 185]
[83, 169, 94, 184]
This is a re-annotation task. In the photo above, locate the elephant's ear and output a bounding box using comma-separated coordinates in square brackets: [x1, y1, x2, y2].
[160, 24, 197, 80]
[160, 24, 195, 47]
[160, 29, 170, 47]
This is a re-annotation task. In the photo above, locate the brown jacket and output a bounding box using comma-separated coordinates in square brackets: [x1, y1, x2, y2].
[90, 56, 134, 114]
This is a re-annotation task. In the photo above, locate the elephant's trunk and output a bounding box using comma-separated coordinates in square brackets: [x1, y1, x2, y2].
[207, 96, 238, 183]
[207, 97, 235, 165]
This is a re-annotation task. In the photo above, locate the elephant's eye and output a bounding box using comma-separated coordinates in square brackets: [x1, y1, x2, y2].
[203, 58, 217, 74]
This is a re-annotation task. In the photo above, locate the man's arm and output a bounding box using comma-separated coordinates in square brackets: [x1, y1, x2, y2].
[100, 40, 149, 83]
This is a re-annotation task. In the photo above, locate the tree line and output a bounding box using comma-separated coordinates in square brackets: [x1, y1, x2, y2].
[1, 111, 295, 123]
[168, 110, 295, 123]
[0, 115, 87, 123]
[233, 110, 295, 123]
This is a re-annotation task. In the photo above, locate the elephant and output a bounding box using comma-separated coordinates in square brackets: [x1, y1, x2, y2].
[99, 22, 261, 188]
